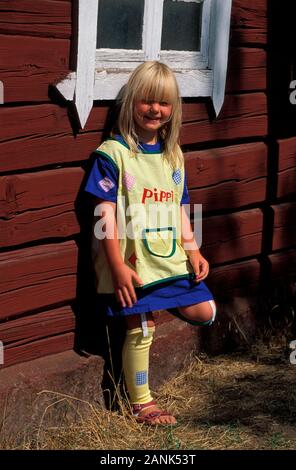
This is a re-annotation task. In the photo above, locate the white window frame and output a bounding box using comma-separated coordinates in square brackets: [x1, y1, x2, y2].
[56, 0, 232, 128]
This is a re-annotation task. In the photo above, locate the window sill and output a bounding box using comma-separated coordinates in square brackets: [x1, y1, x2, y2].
[56, 68, 213, 102]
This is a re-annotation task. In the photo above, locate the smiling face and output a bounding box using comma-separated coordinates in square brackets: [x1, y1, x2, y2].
[133, 99, 173, 144]
[118, 62, 182, 153]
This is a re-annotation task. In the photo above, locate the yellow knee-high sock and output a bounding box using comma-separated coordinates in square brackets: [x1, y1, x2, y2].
[122, 326, 155, 405]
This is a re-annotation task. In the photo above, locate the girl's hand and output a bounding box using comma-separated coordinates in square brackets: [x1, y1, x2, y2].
[189, 252, 209, 283]
[111, 263, 144, 308]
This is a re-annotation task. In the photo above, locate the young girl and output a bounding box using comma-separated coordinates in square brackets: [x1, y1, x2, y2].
[85, 61, 216, 426]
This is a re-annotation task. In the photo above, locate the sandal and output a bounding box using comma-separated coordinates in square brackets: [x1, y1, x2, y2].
[132, 400, 177, 426]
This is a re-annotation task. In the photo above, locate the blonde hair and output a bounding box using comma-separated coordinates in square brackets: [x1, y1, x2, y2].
[117, 61, 183, 169]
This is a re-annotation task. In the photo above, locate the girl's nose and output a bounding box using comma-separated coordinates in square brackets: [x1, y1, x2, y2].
[150, 102, 160, 113]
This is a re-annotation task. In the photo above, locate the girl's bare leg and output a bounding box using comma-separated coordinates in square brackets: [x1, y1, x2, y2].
[125, 312, 155, 330]
[178, 300, 216, 323]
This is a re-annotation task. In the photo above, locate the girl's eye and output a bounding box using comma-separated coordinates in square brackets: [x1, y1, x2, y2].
[141, 100, 169, 106]
[141, 99, 154, 105]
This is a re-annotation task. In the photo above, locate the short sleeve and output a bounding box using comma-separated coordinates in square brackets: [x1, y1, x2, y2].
[181, 172, 190, 205]
[84, 153, 119, 202]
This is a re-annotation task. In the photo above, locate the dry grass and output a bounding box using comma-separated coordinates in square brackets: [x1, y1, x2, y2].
[2, 279, 296, 450]
[2, 330, 296, 451]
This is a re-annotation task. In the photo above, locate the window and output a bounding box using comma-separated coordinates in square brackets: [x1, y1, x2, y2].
[56, 0, 232, 128]
[96, 0, 145, 51]
[95, 0, 208, 69]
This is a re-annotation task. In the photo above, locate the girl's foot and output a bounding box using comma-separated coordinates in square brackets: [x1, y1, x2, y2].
[132, 400, 177, 426]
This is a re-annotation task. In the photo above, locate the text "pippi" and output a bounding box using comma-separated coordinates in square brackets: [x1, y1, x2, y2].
[142, 187, 174, 204]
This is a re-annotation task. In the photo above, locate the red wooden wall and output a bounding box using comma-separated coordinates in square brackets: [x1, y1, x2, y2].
[0, 0, 295, 368]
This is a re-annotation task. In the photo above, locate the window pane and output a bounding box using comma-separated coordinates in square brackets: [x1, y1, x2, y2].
[97, 0, 144, 50]
[161, 0, 203, 51]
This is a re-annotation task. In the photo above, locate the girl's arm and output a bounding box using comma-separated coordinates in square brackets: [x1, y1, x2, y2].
[180, 205, 209, 282]
[94, 198, 143, 307]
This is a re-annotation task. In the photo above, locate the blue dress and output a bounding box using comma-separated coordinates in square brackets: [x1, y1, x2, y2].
[85, 136, 214, 317]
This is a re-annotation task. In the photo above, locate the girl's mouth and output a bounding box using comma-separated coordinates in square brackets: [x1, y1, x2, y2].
[144, 116, 161, 121]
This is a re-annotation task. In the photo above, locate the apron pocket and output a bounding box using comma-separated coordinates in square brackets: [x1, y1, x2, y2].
[142, 227, 176, 258]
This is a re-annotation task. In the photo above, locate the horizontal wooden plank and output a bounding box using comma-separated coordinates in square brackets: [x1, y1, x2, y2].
[226, 68, 266, 93]
[207, 258, 261, 294]
[277, 167, 296, 199]
[185, 142, 267, 211]
[232, 0, 267, 27]
[272, 202, 296, 251]
[278, 136, 296, 171]
[0, 167, 83, 218]
[269, 250, 296, 279]
[231, 28, 267, 47]
[185, 141, 268, 186]
[189, 181, 266, 214]
[0, 240, 77, 293]
[229, 48, 266, 69]
[0, 104, 69, 143]
[0, 34, 70, 102]
[182, 93, 267, 123]
[0, 305, 75, 345]
[201, 209, 263, 264]
[231, 0, 267, 46]
[0, 241, 77, 320]
[190, 179, 266, 212]
[181, 116, 267, 145]
[209, 93, 267, 120]
[0, 332, 74, 369]
[0, 104, 106, 145]
[0, 34, 70, 70]
[0, 167, 83, 246]
[0, 132, 102, 174]
[181, 94, 267, 145]
[0, 0, 71, 38]
[0, 207, 80, 248]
